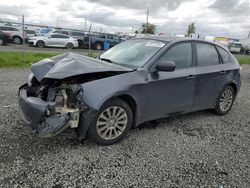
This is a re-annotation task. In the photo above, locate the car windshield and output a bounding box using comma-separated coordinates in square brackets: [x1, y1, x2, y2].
[100, 39, 166, 68]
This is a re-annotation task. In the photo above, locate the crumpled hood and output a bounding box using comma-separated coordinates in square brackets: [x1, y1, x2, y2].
[31, 52, 132, 82]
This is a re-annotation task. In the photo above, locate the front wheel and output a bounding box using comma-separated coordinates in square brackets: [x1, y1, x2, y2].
[215, 85, 235, 115]
[37, 40, 45, 48]
[66, 42, 74, 49]
[88, 99, 133, 145]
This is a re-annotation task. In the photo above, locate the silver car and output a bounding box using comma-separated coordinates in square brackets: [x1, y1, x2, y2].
[28, 33, 78, 49]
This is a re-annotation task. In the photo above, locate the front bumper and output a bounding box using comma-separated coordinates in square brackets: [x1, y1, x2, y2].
[18, 84, 71, 137]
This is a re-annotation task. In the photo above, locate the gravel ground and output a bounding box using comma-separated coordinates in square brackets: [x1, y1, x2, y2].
[0, 66, 249, 188]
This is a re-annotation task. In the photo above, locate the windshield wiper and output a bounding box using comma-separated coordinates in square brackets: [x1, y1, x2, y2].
[100, 58, 118, 65]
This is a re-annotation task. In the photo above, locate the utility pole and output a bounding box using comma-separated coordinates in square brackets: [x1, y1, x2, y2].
[22, 15, 26, 63]
[88, 23, 92, 51]
[84, 18, 87, 31]
[145, 8, 149, 33]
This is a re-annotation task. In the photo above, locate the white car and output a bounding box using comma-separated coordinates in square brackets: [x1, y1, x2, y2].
[0, 26, 27, 44]
[28, 33, 78, 49]
[229, 42, 242, 54]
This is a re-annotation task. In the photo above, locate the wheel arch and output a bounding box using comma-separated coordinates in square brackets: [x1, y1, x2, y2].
[101, 94, 138, 127]
[228, 82, 237, 94]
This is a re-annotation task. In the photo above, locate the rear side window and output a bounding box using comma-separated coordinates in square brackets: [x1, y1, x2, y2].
[159, 42, 192, 69]
[217, 47, 231, 63]
[196, 43, 219, 66]
[71, 32, 84, 36]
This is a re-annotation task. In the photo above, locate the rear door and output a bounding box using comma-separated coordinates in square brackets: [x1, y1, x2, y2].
[192, 42, 229, 110]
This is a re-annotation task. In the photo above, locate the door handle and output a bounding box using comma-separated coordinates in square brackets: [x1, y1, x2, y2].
[186, 75, 196, 79]
[219, 70, 227, 74]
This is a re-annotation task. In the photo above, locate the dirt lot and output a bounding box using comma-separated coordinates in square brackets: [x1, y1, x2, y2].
[0, 66, 249, 187]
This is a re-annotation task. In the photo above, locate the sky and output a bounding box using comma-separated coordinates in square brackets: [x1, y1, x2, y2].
[0, 0, 249, 38]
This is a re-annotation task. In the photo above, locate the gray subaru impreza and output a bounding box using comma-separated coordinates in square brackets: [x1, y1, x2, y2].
[18, 36, 241, 145]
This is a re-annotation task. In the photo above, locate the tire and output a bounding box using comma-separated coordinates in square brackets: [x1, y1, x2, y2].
[13, 36, 22, 44]
[0, 38, 4, 45]
[214, 85, 235, 115]
[95, 42, 103, 50]
[36, 40, 45, 48]
[66, 42, 74, 49]
[87, 99, 133, 145]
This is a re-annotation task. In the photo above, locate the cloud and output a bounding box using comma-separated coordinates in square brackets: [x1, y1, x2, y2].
[85, 0, 195, 12]
[209, 0, 250, 16]
[0, 5, 30, 16]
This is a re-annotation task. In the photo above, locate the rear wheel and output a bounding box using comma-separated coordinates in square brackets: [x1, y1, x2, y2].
[88, 99, 133, 145]
[13, 36, 22, 44]
[0, 38, 4, 45]
[37, 40, 45, 48]
[95, 42, 103, 50]
[66, 42, 74, 49]
[215, 85, 235, 115]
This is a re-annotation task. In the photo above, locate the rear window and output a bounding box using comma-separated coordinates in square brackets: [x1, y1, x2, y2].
[71, 32, 84, 36]
[196, 43, 219, 67]
[25, 30, 35, 34]
[217, 47, 231, 63]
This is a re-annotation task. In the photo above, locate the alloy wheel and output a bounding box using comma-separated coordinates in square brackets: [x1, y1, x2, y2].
[219, 89, 233, 112]
[96, 106, 128, 140]
[0, 38, 3, 45]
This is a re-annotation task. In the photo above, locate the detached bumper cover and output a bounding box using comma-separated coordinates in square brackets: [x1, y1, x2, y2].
[18, 84, 71, 137]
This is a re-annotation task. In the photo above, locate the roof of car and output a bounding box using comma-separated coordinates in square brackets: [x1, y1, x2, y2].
[142, 35, 229, 51]
[143, 35, 185, 42]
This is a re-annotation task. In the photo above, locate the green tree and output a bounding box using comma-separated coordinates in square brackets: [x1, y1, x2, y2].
[141, 22, 156, 34]
[187, 22, 196, 37]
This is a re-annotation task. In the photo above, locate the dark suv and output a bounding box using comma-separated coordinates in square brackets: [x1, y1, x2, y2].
[18, 37, 241, 145]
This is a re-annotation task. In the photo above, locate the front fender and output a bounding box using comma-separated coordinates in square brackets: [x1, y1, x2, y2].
[80, 70, 147, 111]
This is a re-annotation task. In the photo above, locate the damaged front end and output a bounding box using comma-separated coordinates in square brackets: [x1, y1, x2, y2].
[18, 75, 85, 138]
[18, 52, 133, 138]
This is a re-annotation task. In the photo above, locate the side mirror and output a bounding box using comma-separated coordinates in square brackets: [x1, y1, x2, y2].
[156, 61, 176, 72]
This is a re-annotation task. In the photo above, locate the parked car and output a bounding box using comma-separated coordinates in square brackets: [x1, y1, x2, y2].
[0, 26, 27, 44]
[18, 37, 241, 145]
[53, 30, 85, 48]
[0, 30, 11, 45]
[24, 29, 37, 38]
[36, 28, 54, 36]
[229, 42, 242, 54]
[88, 33, 122, 50]
[28, 33, 78, 49]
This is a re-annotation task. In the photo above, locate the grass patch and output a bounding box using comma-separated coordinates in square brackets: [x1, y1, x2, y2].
[1, 51, 248, 68]
[0, 52, 59, 68]
[234, 54, 250, 65]
[0, 51, 99, 68]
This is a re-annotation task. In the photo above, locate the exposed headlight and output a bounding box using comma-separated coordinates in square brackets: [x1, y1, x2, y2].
[27, 73, 34, 87]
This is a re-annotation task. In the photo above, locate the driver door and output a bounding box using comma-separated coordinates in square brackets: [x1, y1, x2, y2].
[142, 42, 197, 120]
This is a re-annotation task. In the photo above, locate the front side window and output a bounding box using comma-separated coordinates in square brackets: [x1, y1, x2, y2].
[196, 43, 219, 66]
[158, 42, 192, 69]
[51, 34, 69, 38]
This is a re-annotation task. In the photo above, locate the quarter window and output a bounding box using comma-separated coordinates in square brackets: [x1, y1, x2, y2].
[158, 43, 193, 69]
[196, 43, 219, 66]
[217, 47, 231, 63]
